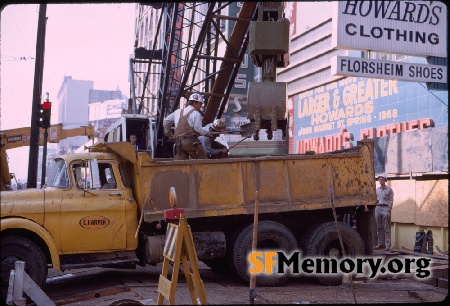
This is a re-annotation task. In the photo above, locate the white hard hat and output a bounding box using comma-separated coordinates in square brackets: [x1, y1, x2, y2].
[211, 119, 226, 132]
[189, 93, 204, 104]
[378, 174, 387, 180]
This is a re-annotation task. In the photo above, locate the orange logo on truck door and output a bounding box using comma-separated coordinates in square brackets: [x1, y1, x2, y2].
[79, 216, 110, 229]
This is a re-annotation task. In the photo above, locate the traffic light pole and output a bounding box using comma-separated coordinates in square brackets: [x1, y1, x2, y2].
[41, 128, 48, 187]
[27, 4, 47, 188]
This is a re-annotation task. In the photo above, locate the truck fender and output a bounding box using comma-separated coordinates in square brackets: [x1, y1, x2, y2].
[1, 218, 61, 270]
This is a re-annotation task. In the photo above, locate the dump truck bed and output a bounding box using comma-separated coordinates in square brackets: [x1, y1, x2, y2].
[135, 140, 376, 223]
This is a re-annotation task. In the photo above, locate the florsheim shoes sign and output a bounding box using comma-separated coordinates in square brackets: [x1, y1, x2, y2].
[331, 56, 447, 83]
[332, 1, 447, 57]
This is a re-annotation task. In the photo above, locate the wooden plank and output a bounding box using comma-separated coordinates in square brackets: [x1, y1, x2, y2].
[13, 261, 26, 305]
[384, 130, 432, 174]
[23, 273, 56, 306]
[428, 264, 448, 272]
[415, 180, 448, 227]
[431, 126, 449, 171]
[430, 259, 449, 265]
[181, 252, 198, 304]
[6, 270, 15, 306]
[182, 217, 207, 305]
[394, 248, 449, 260]
[157, 274, 172, 300]
[390, 181, 416, 223]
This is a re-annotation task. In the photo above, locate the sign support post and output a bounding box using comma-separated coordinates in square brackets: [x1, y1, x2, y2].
[157, 188, 207, 305]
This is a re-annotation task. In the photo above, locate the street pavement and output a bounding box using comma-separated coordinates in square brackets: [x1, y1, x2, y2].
[40, 261, 448, 305]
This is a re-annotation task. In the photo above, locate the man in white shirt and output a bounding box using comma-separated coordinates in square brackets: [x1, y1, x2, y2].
[163, 93, 211, 159]
[374, 174, 394, 251]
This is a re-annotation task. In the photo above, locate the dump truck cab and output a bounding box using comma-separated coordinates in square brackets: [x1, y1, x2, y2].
[1, 150, 139, 297]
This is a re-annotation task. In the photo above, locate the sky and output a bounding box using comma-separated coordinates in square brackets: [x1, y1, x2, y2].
[0, 2, 331, 182]
[1, 3, 136, 181]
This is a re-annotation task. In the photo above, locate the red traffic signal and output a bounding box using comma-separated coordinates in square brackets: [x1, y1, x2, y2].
[38, 101, 52, 128]
[42, 101, 51, 110]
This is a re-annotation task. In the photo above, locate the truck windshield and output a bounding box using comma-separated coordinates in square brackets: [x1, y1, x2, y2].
[46, 159, 70, 188]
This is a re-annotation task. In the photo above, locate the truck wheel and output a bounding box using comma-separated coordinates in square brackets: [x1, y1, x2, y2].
[232, 220, 297, 286]
[1, 236, 48, 301]
[305, 222, 365, 286]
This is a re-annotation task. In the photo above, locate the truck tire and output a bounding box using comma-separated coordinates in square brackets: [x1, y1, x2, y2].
[304, 222, 365, 286]
[1, 236, 48, 301]
[232, 220, 297, 286]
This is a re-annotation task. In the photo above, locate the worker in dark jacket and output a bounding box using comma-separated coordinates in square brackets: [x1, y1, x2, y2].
[129, 134, 140, 150]
[199, 119, 239, 159]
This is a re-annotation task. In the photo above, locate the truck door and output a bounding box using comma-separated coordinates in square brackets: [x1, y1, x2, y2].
[59, 159, 133, 252]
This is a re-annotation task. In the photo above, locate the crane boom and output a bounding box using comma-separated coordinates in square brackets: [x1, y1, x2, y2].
[0, 124, 94, 150]
[202, 2, 257, 125]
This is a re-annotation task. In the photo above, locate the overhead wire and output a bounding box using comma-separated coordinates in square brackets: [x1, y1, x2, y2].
[418, 82, 448, 108]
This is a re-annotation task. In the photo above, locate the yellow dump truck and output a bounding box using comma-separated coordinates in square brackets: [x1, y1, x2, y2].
[1, 139, 377, 298]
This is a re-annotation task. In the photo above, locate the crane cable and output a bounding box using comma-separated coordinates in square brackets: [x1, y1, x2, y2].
[2, 56, 35, 61]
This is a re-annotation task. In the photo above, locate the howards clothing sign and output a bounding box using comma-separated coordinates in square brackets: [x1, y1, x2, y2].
[332, 1, 447, 57]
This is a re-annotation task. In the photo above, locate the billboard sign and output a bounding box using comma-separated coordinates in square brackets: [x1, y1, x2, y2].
[332, 1, 447, 57]
[331, 56, 447, 83]
[291, 76, 448, 154]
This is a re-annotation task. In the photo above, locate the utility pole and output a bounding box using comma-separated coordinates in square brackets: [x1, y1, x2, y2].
[27, 4, 47, 188]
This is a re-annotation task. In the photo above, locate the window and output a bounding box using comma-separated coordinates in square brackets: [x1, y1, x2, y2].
[72, 161, 93, 190]
[119, 163, 132, 188]
[100, 164, 117, 189]
[72, 160, 103, 190]
[47, 159, 69, 188]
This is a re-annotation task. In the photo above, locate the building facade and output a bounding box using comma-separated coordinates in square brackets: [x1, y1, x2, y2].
[88, 99, 127, 140]
[133, 4, 160, 118]
[56, 76, 127, 154]
[277, 2, 448, 251]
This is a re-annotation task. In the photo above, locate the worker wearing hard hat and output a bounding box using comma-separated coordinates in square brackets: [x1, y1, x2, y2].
[374, 174, 394, 251]
[199, 119, 239, 159]
[163, 93, 211, 160]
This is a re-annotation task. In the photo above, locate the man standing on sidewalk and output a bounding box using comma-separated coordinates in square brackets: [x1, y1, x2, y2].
[374, 174, 394, 251]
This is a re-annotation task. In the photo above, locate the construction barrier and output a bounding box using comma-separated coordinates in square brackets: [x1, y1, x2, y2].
[157, 212, 207, 305]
